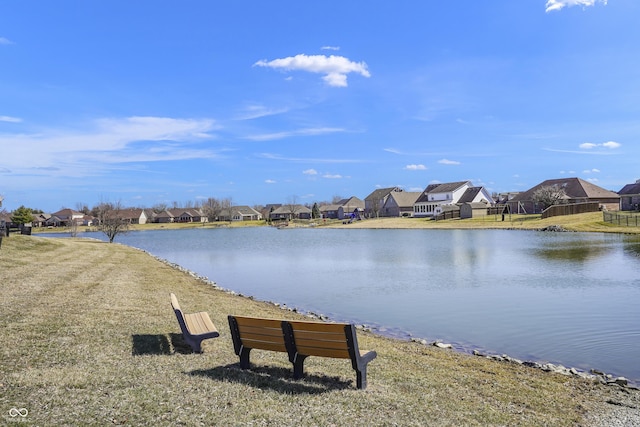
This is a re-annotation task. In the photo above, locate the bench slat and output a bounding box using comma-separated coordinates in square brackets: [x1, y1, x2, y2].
[294, 345, 351, 359]
[293, 337, 348, 351]
[238, 325, 284, 338]
[291, 330, 346, 342]
[234, 316, 282, 328]
[241, 339, 287, 353]
[286, 320, 349, 333]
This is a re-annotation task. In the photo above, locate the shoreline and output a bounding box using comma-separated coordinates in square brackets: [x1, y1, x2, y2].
[131, 242, 638, 389]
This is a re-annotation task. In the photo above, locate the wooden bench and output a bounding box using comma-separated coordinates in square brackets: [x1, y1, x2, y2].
[170, 293, 219, 353]
[227, 315, 377, 389]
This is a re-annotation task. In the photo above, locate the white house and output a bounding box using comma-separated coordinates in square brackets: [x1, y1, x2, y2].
[413, 181, 492, 218]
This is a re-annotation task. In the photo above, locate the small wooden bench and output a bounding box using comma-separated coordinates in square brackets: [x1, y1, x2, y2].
[170, 293, 219, 353]
[227, 315, 377, 389]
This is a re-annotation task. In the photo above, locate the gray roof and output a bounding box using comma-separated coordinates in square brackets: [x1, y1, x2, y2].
[386, 191, 421, 207]
[511, 178, 620, 201]
[619, 180, 640, 196]
[415, 181, 470, 203]
[457, 187, 483, 203]
[365, 187, 401, 201]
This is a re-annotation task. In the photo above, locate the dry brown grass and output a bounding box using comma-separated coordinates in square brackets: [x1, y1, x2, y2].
[0, 235, 635, 426]
[325, 211, 640, 234]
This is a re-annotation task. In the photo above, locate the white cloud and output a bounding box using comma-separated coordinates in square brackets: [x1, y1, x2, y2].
[0, 37, 14, 45]
[405, 164, 427, 170]
[579, 142, 597, 149]
[586, 178, 599, 183]
[254, 54, 370, 87]
[602, 141, 621, 149]
[438, 159, 461, 165]
[583, 168, 600, 174]
[303, 169, 318, 175]
[0, 115, 22, 123]
[321, 46, 340, 51]
[323, 174, 343, 179]
[265, 179, 276, 184]
[579, 141, 620, 150]
[545, 0, 607, 13]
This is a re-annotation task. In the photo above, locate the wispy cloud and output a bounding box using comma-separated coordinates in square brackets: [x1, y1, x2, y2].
[545, 0, 607, 13]
[321, 46, 340, 51]
[258, 153, 364, 163]
[322, 174, 343, 179]
[438, 159, 461, 165]
[254, 54, 370, 87]
[583, 168, 600, 173]
[303, 169, 318, 175]
[244, 127, 345, 141]
[0, 116, 221, 174]
[545, 141, 621, 155]
[384, 148, 448, 156]
[405, 164, 427, 170]
[0, 115, 22, 123]
[0, 37, 14, 45]
[234, 104, 289, 120]
[265, 179, 276, 184]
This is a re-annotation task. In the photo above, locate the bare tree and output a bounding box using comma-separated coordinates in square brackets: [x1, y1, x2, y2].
[220, 197, 233, 222]
[69, 218, 80, 237]
[285, 196, 299, 221]
[152, 203, 168, 214]
[532, 185, 568, 211]
[95, 201, 129, 243]
[201, 197, 223, 222]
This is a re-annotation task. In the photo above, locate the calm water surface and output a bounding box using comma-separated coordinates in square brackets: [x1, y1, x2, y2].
[58, 227, 640, 383]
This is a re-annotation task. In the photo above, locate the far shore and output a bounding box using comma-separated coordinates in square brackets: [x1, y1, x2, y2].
[31, 210, 640, 235]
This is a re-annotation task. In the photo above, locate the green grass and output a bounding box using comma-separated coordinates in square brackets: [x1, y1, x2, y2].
[0, 235, 634, 426]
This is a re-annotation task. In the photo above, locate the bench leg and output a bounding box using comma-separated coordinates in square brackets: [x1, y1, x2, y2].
[183, 336, 203, 353]
[356, 367, 367, 390]
[292, 355, 307, 379]
[239, 347, 251, 369]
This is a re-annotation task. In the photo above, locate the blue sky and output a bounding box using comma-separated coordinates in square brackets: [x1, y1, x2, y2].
[1, 0, 638, 212]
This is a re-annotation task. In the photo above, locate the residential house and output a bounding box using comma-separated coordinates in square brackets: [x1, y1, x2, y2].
[380, 192, 422, 217]
[221, 206, 263, 221]
[618, 179, 640, 211]
[154, 210, 175, 223]
[31, 213, 51, 227]
[118, 208, 148, 225]
[46, 208, 85, 227]
[269, 205, 312, 221]
[507, 177, 621, 214]
[364, 187, 403, 218]
[413, 181, 473, 218]
[320, 197, 365, 220]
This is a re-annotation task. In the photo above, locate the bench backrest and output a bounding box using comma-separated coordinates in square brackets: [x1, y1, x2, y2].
[170, 293, 182, 313]
[228, 315, 287, 353]
[284, 320, 351, 359]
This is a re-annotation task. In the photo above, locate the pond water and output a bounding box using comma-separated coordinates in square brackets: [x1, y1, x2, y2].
[44, 227, 640, 383]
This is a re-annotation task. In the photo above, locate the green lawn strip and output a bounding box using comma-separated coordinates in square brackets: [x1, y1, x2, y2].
[0, 235, 630, 426]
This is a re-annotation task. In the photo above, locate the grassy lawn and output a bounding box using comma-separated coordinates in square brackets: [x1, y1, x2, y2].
[0, 234, 635, 426]
[327, 211, 640, 234]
